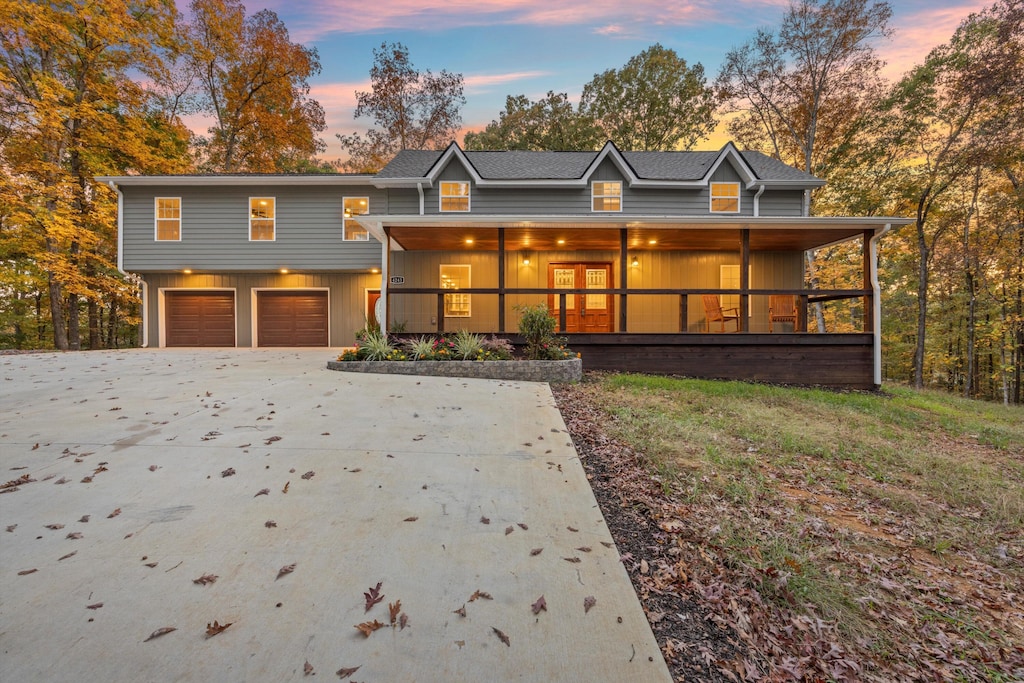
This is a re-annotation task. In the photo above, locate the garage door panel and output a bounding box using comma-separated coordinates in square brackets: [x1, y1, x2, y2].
[257, 291, 328, 347]
[166, 292, 236, 347]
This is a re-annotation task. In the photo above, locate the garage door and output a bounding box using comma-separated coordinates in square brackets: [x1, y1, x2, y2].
[256, 291, 329, 347]
[165, 291, 236, 347]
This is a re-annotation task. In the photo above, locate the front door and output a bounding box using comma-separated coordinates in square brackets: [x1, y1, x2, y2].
[547, 263, 614, 333]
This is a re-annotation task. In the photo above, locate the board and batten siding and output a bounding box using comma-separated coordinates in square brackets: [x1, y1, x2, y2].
[385, 249, 803, 334]
[143, 272, 379, 346]
[395, 157, 802, 217]
[122, 186, 384, 272]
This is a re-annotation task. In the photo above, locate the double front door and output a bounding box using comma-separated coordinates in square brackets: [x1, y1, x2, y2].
[547, 262, 614, 333]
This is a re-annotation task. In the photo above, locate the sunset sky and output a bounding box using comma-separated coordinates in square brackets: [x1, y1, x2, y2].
[204, 0, 991, 159]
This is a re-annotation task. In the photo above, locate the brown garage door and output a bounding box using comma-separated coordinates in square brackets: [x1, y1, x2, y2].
[257, 291, 329, 347]
[165, 291, 236, 347]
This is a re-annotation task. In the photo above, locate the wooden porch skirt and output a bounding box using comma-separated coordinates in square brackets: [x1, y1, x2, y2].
[562, 333, 875, 389]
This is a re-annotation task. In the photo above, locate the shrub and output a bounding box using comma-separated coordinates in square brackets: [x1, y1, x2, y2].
[405, 335, 435, 360]
[359, 329, 404, 361]
[515, 304, 576, 360]
[480, 335, 514, 360]
[452, 329, 485, 360]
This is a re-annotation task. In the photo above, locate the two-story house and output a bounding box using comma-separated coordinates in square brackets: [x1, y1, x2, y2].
[101, 141, 911, 389]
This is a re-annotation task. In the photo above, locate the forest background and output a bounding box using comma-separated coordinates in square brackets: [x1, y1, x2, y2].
[1, 0, 1021, 404]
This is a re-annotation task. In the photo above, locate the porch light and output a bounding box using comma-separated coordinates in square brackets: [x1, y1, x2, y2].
[648, 239, 657, 245]
[371, 268, 379, 274]
[631, 256, 639, 267]
[556, 239, 565, 245]
[465, 238, 474, 245]
[183, 269, 192, 274]
[522, 256, 530, 266]
[280, 268, 289, 274]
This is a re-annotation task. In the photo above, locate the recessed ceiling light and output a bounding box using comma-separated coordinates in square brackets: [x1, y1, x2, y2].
[280, 268, 289, 274]
[465, 238, 474, 245]
[648, 239, 657, 245]
[183, 269, 192, 274]
[557, 239, 565, 245]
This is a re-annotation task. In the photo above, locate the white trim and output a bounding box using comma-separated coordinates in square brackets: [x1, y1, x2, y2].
[154, 197, 182, 241]
[365, 288, 381, 328]
[97, 175, 377, 186]
[870, 224, 891, 388]
[709, 182, 741, 214]
[591, 180, 623, 213]
[248, 196, 276, 242]
[251, 287, 331, 348]
[343, 196, 371, 241]
[705, 142, 758, 186]
[439, 181, 471, 212]
[158, 287, 237, 348]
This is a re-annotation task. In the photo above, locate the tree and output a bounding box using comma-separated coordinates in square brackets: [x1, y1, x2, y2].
[186, 0, 325, 172]
[463, 91, 601, 151]
[1, 0, 190, 350]
[338, 42, 465, 173]
[579, 44, 715, 151]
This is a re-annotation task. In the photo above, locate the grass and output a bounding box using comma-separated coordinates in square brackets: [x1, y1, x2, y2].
[581, 373, 1024, 659]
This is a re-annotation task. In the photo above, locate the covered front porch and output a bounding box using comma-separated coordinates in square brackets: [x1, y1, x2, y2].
[361, 215, 906, 389]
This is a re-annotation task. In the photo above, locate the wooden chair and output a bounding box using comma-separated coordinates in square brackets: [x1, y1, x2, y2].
[702, 295, 739, 333]
[768, 294, 798, 333]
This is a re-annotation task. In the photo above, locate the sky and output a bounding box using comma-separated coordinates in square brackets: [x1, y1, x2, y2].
[189, 0, 991, 160]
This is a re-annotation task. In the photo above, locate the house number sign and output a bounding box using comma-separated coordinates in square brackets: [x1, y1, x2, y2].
[389, 276, 405, 285]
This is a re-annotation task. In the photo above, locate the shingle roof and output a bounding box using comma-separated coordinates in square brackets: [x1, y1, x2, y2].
[377, 147, 821, 183]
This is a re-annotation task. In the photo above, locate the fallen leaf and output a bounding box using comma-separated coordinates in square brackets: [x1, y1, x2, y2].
[301, 471, 315, 480]
[469, 590, 492, 602]
[505, 526, 514, 535]
[399, 613, 408, 630]
[531, 595, 547, 615]
[87, 602, 103, 610]
[32, 443, 39, 450]
[576, 546, 592, 553]
[144, 626, 176, 642]
[403, 516, 418, 522]
[254, 488, 269, 497]
[80, 476, 92, 483]
[148, 465, 159, 471]
[276, 563, 296, 580]
[66, 532, 83, 539]
[530, 548, 543, 556]
[518, 523, 528, 530]
[480, 516, 490, 525]
[389, 600, 401, 625]
[363, 581, 384, 612]
[348, 468, 361, 473]
[454, 639, 465, 648]
[354, 620, 384, 637]
[221, 468, 235, 477]
[45, 523, 65, 530]
[264, 436, 281, 445]
[282, 481, 290, 494]
[336, 665, 361, 678]
[600, 541, 613, 548]
[58, 551, 77, 561]
[5, 524, 16, 532]
[145, 562, 158, 568]
[265, 520, 277, 528]
[79, 515, 90, 523]
[107, 508, 121, 519]
[639, 559, 649, 575]
[492, 627, 510, 647]
[193, 573, 218, 585]
[303, 660, 314, 676]
[584, 596, 596, 613]
[453, 604, 467, 617]
[2, 473, 34, 489]
[237, 443, 251, 449]
[205, 620, 232, 638]
[567, 526, 579, 532]
[18, 568, 38, 575]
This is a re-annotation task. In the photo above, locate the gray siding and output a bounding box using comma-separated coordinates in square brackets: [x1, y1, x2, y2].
[400, 156, 802, 217]
[123, 186, 384, 272]
[142, 272, 380, 346]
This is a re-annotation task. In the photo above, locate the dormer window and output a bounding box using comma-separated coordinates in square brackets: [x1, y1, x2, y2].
[440, 182, 470, 212]
[710, 183, 740, 213]
[592, 182, 622, 212]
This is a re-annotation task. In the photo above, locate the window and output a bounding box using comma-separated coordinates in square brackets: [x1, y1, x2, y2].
[710, 183, 740, 213]
[440, 182, 470, 212]
[155, 197, 181, 241]
[440, 264, 471, 317]
[249, 197, 275, 241]
[592, 181, 622, 212]
[344, 197, 369, 241]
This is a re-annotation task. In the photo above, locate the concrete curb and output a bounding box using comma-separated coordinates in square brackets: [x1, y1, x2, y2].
[327, 357, 582, 382]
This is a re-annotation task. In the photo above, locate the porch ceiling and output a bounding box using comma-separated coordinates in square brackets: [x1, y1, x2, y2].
[385, 225, 870, 252]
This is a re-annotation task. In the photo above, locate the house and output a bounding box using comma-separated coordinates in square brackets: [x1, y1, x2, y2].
[100, 141, 912, 389]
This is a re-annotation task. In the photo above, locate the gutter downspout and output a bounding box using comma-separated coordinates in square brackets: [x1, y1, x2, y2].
[416, 183, 424, 215]
[107, 181, 148, 348]
[752, 184, 765, 217]
[870, 223, 892, 388]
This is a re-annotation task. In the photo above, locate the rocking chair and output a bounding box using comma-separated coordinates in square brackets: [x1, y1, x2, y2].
[768, 294, 799, 333]
[703, 295, 740, 333]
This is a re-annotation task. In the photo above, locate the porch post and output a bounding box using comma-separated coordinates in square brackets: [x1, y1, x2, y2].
[740, 228, 750, 333]
[619, 228, 628, 332]
[381, 224, 389, 337]
[497, 227, 506, 333]
[862, 229, 873, 332]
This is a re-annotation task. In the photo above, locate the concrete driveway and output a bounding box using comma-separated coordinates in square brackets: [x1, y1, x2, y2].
[0, 349, 669, 682]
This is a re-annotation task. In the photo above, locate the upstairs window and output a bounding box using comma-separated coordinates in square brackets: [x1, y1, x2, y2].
[155, 198, 181, 241]
[710, 182, 740, 213]
[343, 197, 369, 241]
[592, 181, 622, 212]
[249, 197, 275, 241]
[440, 182, 470, 212]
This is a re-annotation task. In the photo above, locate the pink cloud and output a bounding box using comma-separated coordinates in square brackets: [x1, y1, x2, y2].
[464, 70, 551, 92]
[878, 2, 989, 80]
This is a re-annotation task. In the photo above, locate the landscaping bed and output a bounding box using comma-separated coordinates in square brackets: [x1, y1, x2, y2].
[327, 357, 581, 382]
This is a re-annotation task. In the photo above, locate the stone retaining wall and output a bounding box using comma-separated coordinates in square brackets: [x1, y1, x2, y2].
[326, 358, 582, 383]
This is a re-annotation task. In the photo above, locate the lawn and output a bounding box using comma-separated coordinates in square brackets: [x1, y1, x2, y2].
[554, 374, 1024, 682]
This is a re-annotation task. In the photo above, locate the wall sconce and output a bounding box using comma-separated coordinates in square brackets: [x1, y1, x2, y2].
[521, 250, 532, 266]
[631, 256, 640, 267]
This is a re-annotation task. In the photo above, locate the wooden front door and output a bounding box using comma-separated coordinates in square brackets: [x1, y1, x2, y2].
[367, 290, 381, 329]
[547, 263, 614, 333]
